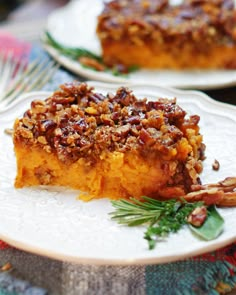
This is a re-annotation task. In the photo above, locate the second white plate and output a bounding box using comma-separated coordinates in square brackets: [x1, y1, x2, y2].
[44, 0, 236, 90]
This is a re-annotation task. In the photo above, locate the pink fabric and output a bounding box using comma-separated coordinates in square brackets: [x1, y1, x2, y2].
[0, 30, 31, 60]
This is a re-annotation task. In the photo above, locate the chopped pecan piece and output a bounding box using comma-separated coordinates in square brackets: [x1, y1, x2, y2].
[212, 159, 220, 171]
[79, 57, 105, 72]
[187, 206, 207, 227]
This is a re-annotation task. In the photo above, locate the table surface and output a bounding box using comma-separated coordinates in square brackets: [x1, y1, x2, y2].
[0, 1, 236, 294]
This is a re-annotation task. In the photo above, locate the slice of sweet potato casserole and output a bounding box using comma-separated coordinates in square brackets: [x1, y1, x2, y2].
[96, 0, 236, 69]
[13, 82, 205, 200]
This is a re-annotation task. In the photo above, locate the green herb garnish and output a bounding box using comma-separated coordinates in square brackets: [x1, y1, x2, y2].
[43, 31, 139, 75]
[110, 197, 224, 250]
[44, 31, 102, 61]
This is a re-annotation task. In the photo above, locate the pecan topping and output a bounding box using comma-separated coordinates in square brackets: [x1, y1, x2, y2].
[97, 0, 236, 47]
[14, 81, 204, 195]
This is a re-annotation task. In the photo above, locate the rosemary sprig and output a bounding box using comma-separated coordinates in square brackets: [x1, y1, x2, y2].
[110, 197, 224, 250]
[44, 31, 139, 75]
[44, 31, 102, 61]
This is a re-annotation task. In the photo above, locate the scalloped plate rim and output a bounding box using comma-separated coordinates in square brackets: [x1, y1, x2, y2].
[0, 82, 236, 265]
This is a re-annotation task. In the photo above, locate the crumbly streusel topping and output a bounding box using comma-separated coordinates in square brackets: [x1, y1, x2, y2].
[14, 82, 204, 164]
[97, 0, 236, 46]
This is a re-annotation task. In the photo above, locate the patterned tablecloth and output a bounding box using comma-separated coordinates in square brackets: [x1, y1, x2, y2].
[0, 32, 236, 295]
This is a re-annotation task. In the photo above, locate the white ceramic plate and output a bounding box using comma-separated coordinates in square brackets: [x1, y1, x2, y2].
[0, 82, 236, 265]
[43, 0, 236, 90]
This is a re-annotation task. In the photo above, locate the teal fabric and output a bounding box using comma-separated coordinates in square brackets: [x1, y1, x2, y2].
[146, 260, 236, 295]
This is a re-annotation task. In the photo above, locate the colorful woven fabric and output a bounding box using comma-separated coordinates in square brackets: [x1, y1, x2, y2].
[1, 31, 236, 295]
[146, 244, 236, 295]
[0, 31, 31, 60]
[0, 272, 47, 295]
[0, 241, 10, 250]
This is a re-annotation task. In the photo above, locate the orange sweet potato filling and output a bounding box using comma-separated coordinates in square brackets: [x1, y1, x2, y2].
[14, 139, 194, 200]
[101, 42, 236, 69]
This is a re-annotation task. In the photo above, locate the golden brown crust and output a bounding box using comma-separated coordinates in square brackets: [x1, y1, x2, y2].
[13, 82, 205, 197]
[14, 82, 203, 161]
[96, 0, 236, 69]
